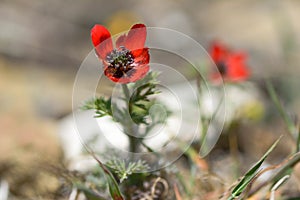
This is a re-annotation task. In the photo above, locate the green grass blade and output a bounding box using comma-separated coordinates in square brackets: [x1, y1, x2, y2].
[75, 184, 107, 200]
[228, 136, 281, 200]
[266, 80, 298, 142]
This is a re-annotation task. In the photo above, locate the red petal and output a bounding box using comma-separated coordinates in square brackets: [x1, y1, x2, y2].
[132, 48, 150, 64]
[116, 34, 126, 47]
[104, 70, 121, 83]
[91, 25, 113, 59]
[104, 65, 150, 84]
[226, 53, 250, 81]
[127, 65, 150, 83]
[210, 41, 229, 63]
[125, 24, 147, 51]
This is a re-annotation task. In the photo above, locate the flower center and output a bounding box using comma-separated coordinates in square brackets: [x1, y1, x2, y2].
[106, 46, 135, 78]
[217, 62, 227, 75]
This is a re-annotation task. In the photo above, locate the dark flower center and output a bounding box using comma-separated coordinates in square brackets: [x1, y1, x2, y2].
[217, 62, 227, 75]
[106, 46, 135, 78]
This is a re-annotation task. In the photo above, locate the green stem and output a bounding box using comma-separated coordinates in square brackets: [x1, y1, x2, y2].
[121, 84, 130, 100]
[297, 129, 300, 152]
[265, 80, 299, 151]
[128, 131, 139, 153]
[266, 80, 296, 136]
[121, 84, 140, 153]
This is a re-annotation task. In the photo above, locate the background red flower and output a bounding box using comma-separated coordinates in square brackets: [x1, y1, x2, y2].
[209, 41, 250, 83]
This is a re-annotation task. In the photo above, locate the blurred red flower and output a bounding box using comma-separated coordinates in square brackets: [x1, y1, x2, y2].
[91, 24, 150, 84]
[209, 41, 250, 83]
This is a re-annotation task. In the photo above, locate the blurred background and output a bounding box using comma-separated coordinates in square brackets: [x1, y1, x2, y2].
[0, 0, 300, 198]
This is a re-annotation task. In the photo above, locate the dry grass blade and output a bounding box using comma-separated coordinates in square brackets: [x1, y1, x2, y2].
[269, 175, 290, 200]
[174, 183, 182, 200]
[248, 152, 300, 197]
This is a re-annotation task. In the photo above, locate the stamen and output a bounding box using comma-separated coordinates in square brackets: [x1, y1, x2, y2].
[106, 47, 135, 78]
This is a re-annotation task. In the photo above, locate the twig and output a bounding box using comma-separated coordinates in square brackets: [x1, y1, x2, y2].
[0, 179, 9, 200]
[151, 177, 169, 198]
[68, 188, 79, 200]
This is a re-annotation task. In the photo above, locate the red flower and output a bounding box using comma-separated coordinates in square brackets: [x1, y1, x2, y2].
[209, 41, 250, 83]
[91, 24, 150, 84]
